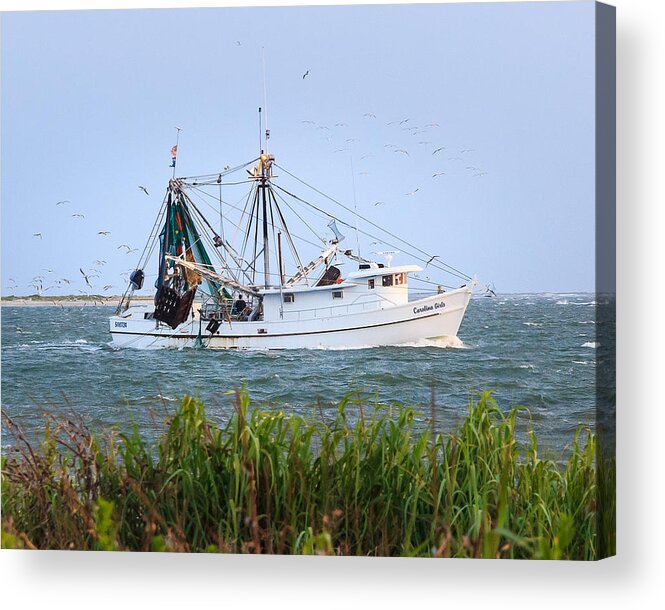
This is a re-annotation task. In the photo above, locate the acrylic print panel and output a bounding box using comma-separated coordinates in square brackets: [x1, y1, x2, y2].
[1, 1, 615, 559]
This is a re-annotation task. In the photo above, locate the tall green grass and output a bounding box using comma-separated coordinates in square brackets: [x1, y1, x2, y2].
[1, 391, 615, 558]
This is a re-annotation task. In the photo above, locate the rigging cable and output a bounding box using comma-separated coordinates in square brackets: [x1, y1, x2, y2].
[271, 182, 471, 283]
[274, 163, 472, 282]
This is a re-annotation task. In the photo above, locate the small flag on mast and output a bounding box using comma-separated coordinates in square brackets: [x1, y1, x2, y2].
[170, 145, 177, 168]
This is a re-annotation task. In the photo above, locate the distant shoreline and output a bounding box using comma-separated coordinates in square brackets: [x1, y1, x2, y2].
[1, 296, 153, 308]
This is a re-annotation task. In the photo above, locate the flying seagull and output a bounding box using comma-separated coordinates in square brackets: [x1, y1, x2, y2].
[138, 186, 149, 196]
[460, 149, 475, 153]
[55, 200, 70, 206]
[79, 268, 93, 288]
[302, 70, 310, 79]
[373, 201, 385, 206]
[432, 147, 445, 155]
[33, 233, 43, 239]
[117, 244, 133, 252]
[404, 188, 420, 196]
[363, 113, 376, 119]
[425, 255, 439, 268]
[432, 172, 446, 178]
[394, 149, 409, 156]
[98, 230, 110, 236]
[72, 213, 85, 219]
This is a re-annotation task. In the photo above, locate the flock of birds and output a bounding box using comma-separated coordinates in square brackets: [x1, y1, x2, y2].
[8, 185, 154, 301]
[297, 109, 490, 208]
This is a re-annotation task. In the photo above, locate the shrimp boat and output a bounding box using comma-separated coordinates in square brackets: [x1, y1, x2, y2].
[110, 145, 476, 349]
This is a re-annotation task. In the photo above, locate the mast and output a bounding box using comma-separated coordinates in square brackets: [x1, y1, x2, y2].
[260, 155, 271, 288]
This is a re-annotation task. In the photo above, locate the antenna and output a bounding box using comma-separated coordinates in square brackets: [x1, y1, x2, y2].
[262, 47, 269, 152]
[258, 107, 263, 152]
[350, 153, 361, 256]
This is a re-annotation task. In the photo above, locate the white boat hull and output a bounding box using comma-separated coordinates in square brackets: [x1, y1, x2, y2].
[109, 285, 474, 350]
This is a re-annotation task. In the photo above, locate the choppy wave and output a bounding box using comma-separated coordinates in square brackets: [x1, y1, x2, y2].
[557, 300, 597, 306]
[581, 341, 599, 349]
[9, 339, 102, 352]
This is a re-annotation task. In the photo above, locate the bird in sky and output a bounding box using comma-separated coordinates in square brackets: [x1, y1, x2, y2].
[425, 255, 440, 268]
[103, 284, 113, 291]
[235, 40, 241, 46]
[405, 188, 420, 196]
[317, 125, 330, 131]
[335, 122, 348, 127]
[79, 268, 93, 288]
[360, 154, 374, 159]
[138, 186, 149, 196]
[72, 213, 85, 219]
[363, 113, 376, 119]
[345, 138, 358, 143]
[465, 166, 479, 171]
[384, 143, 397, 148]
[399, 118, 410, 125]
[125, 248, 139, 254]
[301, 120, 316, 125]
[432, 147, 445, 155]
[418, 141, 431, 145]
[98, 231, 110, 236]
[394, 149, 409, 156]
[55, 200, 70, 206]
[432, 172, 446, 178]
[302, 70, 310, 79]
[460, 149, 475, 153]
[117, 244, 133, 252]
[425, 123, 440, 128]
[373, 201, 385, 206]
[94, 260, 107, 266]
[474, 172, 488, 177]
[60, 278, 71, 285]
[33, 233, 42, 239]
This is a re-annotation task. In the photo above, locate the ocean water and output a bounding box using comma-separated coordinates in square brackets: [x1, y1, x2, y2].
[1, 294, 605, 455]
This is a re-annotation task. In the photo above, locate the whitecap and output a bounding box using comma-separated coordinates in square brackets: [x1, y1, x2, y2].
[582, 341, 599, 348]
[522, 322, 543, 327]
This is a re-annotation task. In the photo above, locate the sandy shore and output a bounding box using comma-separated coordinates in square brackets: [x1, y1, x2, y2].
[1, 297, 154, 308]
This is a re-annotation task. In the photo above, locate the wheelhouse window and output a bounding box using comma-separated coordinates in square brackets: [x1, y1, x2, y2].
[382, 274, 393, 287]
[394, 272, 406, 286]
[368, 279, 375, 289]
[283, 293, 295, 303]
[332, 290, 344, 300]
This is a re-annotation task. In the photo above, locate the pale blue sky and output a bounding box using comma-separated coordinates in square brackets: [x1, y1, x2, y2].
[1, 2, 596, 295]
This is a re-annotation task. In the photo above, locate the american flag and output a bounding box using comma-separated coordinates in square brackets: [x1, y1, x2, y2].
[170, 145, 178, 158]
